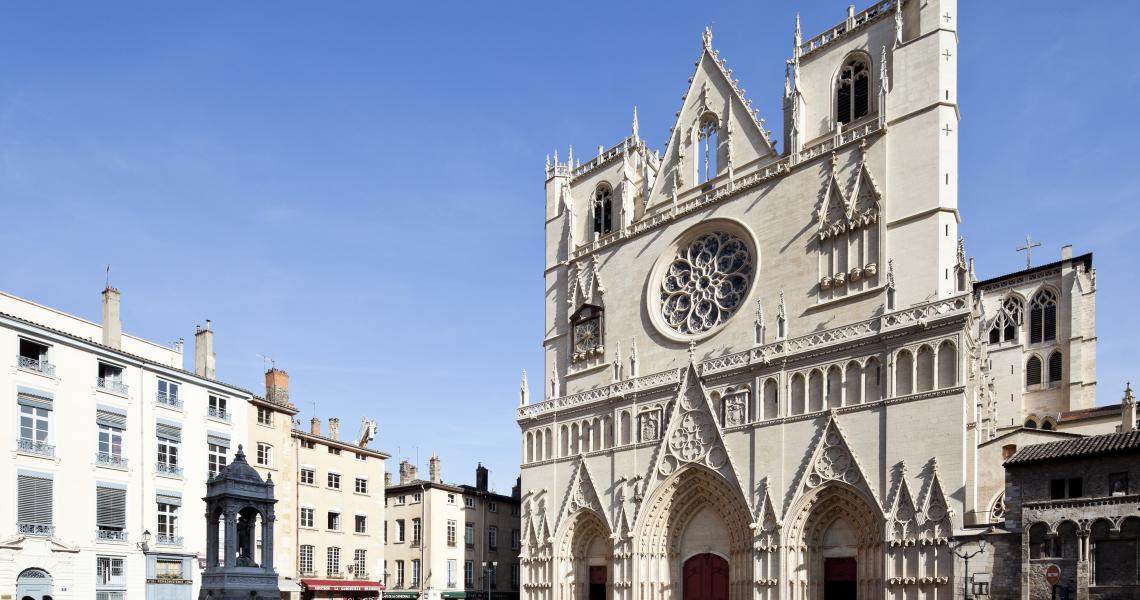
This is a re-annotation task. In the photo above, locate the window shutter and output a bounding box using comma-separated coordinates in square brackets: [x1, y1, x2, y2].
[853, 75, 869, 119]
[18, 474, 53, 524]
[17, 387, 53, 410]
[207, 433, 230, 447]
[157, 491, 182, 507]
[96, 407, 127, 428]
[1049, 352, 1063, 382]
[1044, 305, 1057, 342]
[156, 421, 181, 442]
[1030, 307, 1043, 344]
[96, 486, 127, 528]
[836, 83, 851, 124]
[1026, 357, 1042, 386]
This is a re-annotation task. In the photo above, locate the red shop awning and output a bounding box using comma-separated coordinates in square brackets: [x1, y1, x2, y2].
[301, 579, 385, 592]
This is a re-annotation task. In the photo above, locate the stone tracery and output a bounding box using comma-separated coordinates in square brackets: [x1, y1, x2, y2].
[659, 230, 753, 336]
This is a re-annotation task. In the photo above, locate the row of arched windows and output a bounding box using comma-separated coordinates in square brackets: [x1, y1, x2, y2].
[893, 342, 959, 397]
[987, 289, 1057, 345]
[1026, 351, 1063, 387]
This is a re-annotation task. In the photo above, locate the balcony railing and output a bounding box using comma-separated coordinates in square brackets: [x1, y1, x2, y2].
[353, 571, 371, 580]
[97, 378, 129, 395]
[18, 356, 55, 377]
[155, 533, 182, 546]
[156, 391, 183, 409]
[95, 452, 129, 469]
[16, 437, 55, 457]
[208, 406, 230, 421]
[97, 529, 129, 542]
[299, 570, 317, 578]
[156, 461, 183, 477]
[17, 522, 54, 537]
[328, 571, 346, 579]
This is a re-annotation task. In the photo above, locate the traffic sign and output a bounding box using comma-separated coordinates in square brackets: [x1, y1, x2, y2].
[1045, 564, 1061, 586]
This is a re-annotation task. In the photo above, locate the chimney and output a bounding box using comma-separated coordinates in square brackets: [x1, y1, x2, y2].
[476, 463, 489, 492]
[399, 460, 418, 484]
[101, 287, 122, 350]
[512, 476, 521, 500]
[194, 321, 216, 379]
[328, 418, 340, 441]
[310, 417, 321, 437]
[429, 454, 441, 484]
[384, 472, 392, 487]
[265, 368, 289, 406]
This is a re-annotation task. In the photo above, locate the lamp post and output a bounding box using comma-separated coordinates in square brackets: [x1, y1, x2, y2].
[136, 529, 152, 552]
[950, 535, 989, 600]
[482, 561, 498, 600]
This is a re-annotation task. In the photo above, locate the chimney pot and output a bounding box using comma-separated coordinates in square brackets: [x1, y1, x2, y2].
[310, 417, 321, 437]
[101, 287, 122, 350]
[329, 418, 340, 441]
[429, 454, 441, 484]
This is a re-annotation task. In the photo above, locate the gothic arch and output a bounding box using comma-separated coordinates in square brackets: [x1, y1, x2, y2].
[784, 482, 885, 600]
[833, 51, 874, 126]
[556, 509, 614, 600]
[634, 464, 753, 600]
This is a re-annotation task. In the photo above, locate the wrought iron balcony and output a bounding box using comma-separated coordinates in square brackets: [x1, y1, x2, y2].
[299, 570, 317, 578]
[208, 406, 230, 421]
[17, 522, 54, 537]
[16, 437, 55, 457]
[96, 378, 129, 395]
[95, 452, 128, 468]
[353, 571, 371, 580]
[156, 461, 183, 477]
[328, 571, 346, 579]
[155, 533, 182, 546]
[18, 356, 55, 377]
[96, 528, 128, 542]
[155, 391, 183, 409]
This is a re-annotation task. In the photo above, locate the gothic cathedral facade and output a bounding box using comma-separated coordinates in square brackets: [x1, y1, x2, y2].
[517, 1, 1100, 599]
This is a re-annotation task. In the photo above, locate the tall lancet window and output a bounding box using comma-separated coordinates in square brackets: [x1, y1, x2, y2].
[1029, 289, 1057, 344]
[836, 56, 870, 125]
[592, 185, 613, 237]
[697, 116, 718, 184]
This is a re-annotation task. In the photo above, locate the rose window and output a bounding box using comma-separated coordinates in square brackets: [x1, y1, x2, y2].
[659, 231, 753, 335]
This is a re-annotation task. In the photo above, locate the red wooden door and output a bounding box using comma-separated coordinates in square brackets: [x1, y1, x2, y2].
[683, 553, 729, 600]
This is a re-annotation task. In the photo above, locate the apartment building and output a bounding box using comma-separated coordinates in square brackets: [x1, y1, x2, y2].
[245, 369, 389, 600]
[384, 458, 520, 600]
[0, 289, 252, 600]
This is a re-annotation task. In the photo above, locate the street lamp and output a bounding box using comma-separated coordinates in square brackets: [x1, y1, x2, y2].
[482, 561, 498, 600]
[136, 529, 152, 552]
[951, 534, 989, 600]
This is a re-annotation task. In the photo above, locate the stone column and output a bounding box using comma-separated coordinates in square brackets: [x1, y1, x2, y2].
[206, 511, 218, 568]
[224, 508, 237, 568]
[263, 514, 275, 571]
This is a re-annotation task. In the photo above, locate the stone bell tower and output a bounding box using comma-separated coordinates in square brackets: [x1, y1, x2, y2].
[199, 445, 280, 600]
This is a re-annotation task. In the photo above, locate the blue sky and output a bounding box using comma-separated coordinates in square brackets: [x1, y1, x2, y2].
[0, 2, 1137, 492]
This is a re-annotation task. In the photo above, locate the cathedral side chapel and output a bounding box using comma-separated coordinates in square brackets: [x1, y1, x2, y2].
[517, 1, 1107, 599]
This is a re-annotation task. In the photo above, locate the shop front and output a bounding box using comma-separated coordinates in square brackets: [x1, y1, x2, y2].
[301, 578, 384, 599]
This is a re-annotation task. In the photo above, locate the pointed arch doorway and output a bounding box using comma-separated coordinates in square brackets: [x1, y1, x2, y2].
[683, 553, 729, 600]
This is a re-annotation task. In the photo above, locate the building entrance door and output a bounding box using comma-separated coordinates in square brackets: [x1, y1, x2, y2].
[682, 553, 728, 600]
[16, 568, 53, 600]
[588, 566, 607, 600]
[824, 557, 857, 600]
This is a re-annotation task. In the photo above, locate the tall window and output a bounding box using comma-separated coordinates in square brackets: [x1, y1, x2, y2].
[511, 563, 520, 589]
[448, 559, 457, 588]
[18, 402, 51, 453]
[156, 424, 181, 475]
[355, 515, 367, 534]
[96, 556, 126, 586]
[17, 473, 53, 535]
[397, 519, 406, 542]
[299, 545, 314, 574]
[208, 442, 228, 476]
[1026, 356, 1043, 387]
[412, 559, 421, 587]
[1049, 351, 1063, 383]
[447, 520, 457, 547]
[300, 507, 314, 528]
[208, 395, 228, 420]
[156, 379, 180, 406]
[697, 116, 718, 184]
[988, 296, 1023, 344]
[489, 525, 498, 550]
[395, 560, 405, 587]
[96, 486, 127, 538]
[328, 547, 341, 575]
[354, 549, 367, 577]
[511, 528, 520, 550]
[836, 56, 870, 125]
[1030, 289, 1058, 344]
[465, 522, 474, 547]
[97, 419, 125, 464]
[157, 503, 178, 541]
[592, 185, 614, 237]
[412, 518, 422, 545]
[327, 511, 341, 531]
[256, 443, 272, 467]
[465, 560, 474, 588]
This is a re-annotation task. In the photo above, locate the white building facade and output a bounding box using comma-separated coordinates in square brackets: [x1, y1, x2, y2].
[0, 290, 251, 600]
[517, 2, 1114, 599]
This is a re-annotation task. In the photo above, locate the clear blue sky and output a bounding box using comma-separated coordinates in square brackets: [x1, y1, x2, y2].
[0, 2, 1136, 492]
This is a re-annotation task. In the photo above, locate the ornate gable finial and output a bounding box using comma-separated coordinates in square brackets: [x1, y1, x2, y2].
[630, 337, 639, 378]
[613, 342, 622, 382]
[886, 259, 896, 289]
[702, 26, 713, 50]
[688, 339, 697, 363]
[754, 298, 764, 327]
[568, 145, 574, 170]
[590, 254, 606, 295]
[880, 45, 890, 92]
[830, 150, 839, 172]
[777, 290, 786, 319]
[632, 105, 639, 141]
[894, 0, 903, 46]
[793, 13, 802, 56]
[956, 237, 967, 268]
[520, 370, 529, 406]
[550, 365, 560, 398]
[1125, 382, 1135, 405]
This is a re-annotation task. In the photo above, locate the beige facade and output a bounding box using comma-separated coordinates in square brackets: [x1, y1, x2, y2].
[385, 458, 521, 600]
[517, 2, 1120, 600]
[247, 371, 389, 597]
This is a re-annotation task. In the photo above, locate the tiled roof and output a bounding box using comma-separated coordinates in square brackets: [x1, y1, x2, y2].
[1005, 430, 1140, 466]
[1059, 403, 1120, 422]
[974, 253, 1092, 290]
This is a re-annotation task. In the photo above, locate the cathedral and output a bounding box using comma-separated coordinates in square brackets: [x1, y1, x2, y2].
[516, 1, 1107, 599]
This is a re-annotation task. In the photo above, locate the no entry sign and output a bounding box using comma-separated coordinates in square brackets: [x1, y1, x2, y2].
[1045, 564, 1061, 586]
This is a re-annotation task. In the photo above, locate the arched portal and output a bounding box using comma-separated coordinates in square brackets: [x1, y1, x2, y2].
[635, 465, 752, 600]
[16, 568, 53, 600]
[785, 483, 884, 600]
[557, 509, 612, 600]
[684, 553, 729, 600]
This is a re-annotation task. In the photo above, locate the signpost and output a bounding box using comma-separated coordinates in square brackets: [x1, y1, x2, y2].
[1046, 564, 1062, 600]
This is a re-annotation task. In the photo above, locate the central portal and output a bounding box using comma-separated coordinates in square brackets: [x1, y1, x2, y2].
[683, 553, 729, 600]
[824, 557, 857, 600]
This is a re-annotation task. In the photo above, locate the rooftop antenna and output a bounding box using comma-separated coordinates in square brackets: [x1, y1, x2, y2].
[256, 353, 275, 372]
[105, 264, 111, 289]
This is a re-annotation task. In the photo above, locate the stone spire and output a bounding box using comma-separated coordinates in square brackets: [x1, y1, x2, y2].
[1123, 383, 1137, 432]
[630, 337, 639, 378]
[632, 106, 640, 142]
[520, 370, 529, 406]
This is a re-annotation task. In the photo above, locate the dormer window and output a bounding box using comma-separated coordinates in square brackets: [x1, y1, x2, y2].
[570, 305, 603, 364]
[836, 56, 870, 125]
[592, 185, 614, 237]
[697, 115, 718, 184]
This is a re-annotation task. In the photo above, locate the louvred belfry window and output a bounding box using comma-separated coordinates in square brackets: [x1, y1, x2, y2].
[592, 185, 613, 237]
[1026, 356, 1043, 387]
[1029, 289, 1057, 344]
[836, 57, 870, 125]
